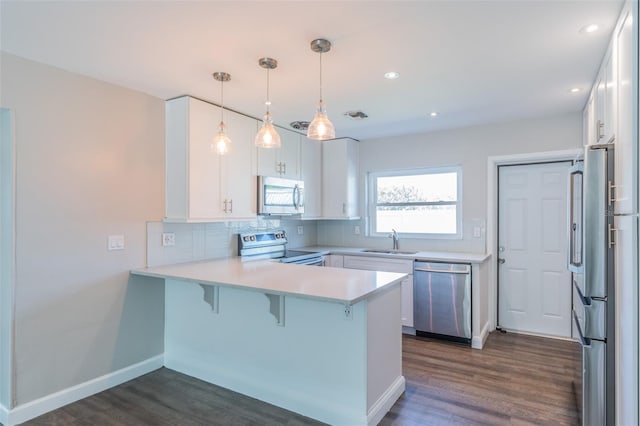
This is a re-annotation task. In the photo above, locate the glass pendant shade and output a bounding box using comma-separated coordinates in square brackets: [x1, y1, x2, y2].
[211, 122, 232, 155]
[307, 100, 335, 140]
[212, 71, 232, 156]
[255, 112, 281, 148]
[307, 39, 335, 141]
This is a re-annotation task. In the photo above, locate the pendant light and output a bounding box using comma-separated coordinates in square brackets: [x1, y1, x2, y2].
[211, 72, 232, 155]
[255, 57, 281, 148]
[307, 38, 336, 140]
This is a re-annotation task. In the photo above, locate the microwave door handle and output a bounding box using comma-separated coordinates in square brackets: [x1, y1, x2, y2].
[293, 185, 300, 210]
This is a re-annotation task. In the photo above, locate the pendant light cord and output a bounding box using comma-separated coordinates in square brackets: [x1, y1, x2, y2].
[220, 79, 224, 124]
[319, 52, 323, 102]
[266, 67, 270, 113]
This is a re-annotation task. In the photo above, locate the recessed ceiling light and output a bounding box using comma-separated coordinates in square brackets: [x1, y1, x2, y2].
[384, 71, 400, 80]
[429, 112, 438, 117]
[569, 87, 581, 93]
[579, 24, 599, 33]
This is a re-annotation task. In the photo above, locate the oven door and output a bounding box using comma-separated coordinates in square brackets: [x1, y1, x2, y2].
[290, 257, 325, 266]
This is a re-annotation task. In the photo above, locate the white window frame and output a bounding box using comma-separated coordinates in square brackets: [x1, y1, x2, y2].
[367, 165, 463, 239]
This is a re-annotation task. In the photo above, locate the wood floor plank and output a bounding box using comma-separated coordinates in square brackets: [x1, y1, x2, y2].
[23, 332, 580, 425]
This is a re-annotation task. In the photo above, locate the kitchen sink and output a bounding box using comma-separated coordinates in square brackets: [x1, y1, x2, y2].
[362, 249, 418, 255]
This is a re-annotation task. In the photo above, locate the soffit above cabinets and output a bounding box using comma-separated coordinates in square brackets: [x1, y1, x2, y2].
[0, 1, 623, 140]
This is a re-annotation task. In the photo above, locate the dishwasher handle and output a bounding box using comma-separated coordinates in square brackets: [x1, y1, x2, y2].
[414, 267, 470, 275]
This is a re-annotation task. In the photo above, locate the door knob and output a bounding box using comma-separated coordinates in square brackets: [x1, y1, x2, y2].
[498, 258, 506, 264]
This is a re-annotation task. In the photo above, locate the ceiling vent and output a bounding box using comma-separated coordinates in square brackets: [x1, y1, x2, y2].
[344, 111, 368, 120]
[290, 121, 310, 130]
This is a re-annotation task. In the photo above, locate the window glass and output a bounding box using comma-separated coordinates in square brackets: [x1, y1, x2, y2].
[369, 167, 461, 238]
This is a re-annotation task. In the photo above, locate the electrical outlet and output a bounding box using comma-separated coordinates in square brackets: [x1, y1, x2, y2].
[473, 227, 481, 238]
[354, 225, 361, 235]
[162, 232, 176, 246]
[297, 226, 304, 235]
[108, 235, 125, 251]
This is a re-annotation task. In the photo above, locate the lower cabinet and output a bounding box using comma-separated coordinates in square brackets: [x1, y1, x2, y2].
[342, 256, 414, 328]
[324, 254, 344, 268]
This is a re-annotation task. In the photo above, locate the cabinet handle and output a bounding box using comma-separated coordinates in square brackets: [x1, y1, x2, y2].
[597, 120, 604, 141]
[228, 199, 233, 214]
[222, 199, 228, 213]
[282, 162, 286, 175]
[342, 203, 346, 214]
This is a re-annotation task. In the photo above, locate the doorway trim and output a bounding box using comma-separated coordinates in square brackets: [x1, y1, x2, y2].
[486, 148, 582, 333]
[1, 108, 16, 419]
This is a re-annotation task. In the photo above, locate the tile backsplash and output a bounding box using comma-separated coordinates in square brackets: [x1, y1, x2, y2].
[146, 218, 318, 267]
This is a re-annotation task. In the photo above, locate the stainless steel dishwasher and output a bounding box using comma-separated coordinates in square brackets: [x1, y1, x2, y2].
[413, 261, 471, 344]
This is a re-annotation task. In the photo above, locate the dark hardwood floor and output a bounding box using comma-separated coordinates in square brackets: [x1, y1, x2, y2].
[25, 332, 580, 426]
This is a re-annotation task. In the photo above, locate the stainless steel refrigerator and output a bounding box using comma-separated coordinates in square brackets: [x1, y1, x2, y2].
[568, 144, 615, 425]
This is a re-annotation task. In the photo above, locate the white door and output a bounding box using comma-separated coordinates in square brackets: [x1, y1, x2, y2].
[498, 161, 572, 337]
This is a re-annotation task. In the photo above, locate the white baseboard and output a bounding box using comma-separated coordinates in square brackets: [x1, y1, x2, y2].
[1, 403, 8, 426]
[5, 355, 163, 426]
[471, 321, 491, 349]
[367, 376, 406, 426]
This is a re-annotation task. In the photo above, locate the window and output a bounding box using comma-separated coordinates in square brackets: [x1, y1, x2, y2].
[368, 166, 462, 238]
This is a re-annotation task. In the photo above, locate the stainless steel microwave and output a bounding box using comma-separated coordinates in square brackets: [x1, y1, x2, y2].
[257, 176, 304, 215]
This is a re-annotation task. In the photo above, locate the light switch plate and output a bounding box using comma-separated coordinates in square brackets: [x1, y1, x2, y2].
[297, 226, 304, 235]
[108, 235, 125, 251]
[473, 227, 481, 238]
[354, 225, 361, 235]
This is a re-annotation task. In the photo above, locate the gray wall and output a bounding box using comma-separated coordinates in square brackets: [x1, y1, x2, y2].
[0, 53, 166, 406]
[318, 112, 582, 253]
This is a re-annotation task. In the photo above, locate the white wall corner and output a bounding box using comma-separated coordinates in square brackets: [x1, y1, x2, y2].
[5, 354, 164, 426]
[366, 376, 405, 426]
[0, 403, 9, 426]
[471, 321, 491, 350]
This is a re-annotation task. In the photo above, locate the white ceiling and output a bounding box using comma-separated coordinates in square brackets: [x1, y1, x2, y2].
[0, 1, 623, 140]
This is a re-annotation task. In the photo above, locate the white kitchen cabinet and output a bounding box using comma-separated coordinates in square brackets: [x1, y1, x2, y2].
[614, 8, 636, 215]
[324, 254, 344, 268]
[322, 138, 359, 219]
[592, 51, 617, 145]
[343, 255, 414, 328]
[165, 96, 257, 221]
[300, 137, 322, 218]
[583, 92, 595, 146]
[256, 128, 300, 179]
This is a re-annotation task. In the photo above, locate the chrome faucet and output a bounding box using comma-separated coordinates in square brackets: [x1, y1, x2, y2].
[389, 229, 399, 250]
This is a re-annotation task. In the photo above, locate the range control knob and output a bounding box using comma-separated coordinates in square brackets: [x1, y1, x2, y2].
[275, 233, 281, 239]
[243, 236, 250, 242]
[250, 235, 256, 241]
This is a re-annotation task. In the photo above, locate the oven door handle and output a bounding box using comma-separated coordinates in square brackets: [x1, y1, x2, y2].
[290, 257, 325, 266]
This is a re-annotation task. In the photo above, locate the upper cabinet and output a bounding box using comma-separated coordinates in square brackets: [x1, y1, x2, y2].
[322, 138, 359, 219]
[165, 96, 257, 221]
[256, 128, 301, 179]
[614, 6, 636, 214]
[300, 137, 322, 219]
[587, 51, 617, 145]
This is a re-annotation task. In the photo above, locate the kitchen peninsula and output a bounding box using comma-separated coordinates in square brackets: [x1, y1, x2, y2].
[131, 259, 407, 426]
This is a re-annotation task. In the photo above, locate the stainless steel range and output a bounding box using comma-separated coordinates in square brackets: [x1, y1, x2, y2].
[238, 230, 325, 266]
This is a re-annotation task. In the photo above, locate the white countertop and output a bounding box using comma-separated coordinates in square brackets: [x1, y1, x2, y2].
[298, 246, 491, 264]
[131, 258, 406, 305]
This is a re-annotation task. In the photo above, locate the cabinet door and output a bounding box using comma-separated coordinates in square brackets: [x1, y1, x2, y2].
[221, 111, 258, 218]
[615, 9, 635, 214]
[300, 137, 322, 218]
[583, 93, 595, 146]
[187, 98, 223, 218]
[256, 128, 301, 179]
[322, 138, 359, 218]
[279, 130, 301, 179]
[604, 52, 616, 143]
[325, 255, 344, 268]
[594, 68, 606, 144]
[401, 274, 414, 327]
